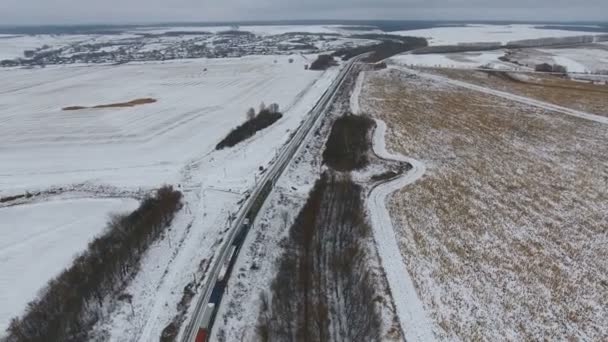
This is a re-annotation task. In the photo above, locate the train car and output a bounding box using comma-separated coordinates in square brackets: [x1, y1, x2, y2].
[195, 303, 216, 342]
[218, 245, 237, 283]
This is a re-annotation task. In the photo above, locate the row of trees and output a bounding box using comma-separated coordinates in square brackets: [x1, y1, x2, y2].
[309, 54, 337, 70]
[257, 172, 381, 341]
[323, 113, 376, 171]
[216, 102, 282, 150]
[535, 63, 568, 74]
[6, 186, 183, 342]
[333, 36, 428, 62]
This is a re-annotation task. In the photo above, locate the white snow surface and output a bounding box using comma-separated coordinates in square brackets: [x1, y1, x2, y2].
[0, 55, 327, 195]
[0, 54, 340, 340]
[0, 34, 138, 61]
[539, 47, 608, 73]
[0, 197, 138, 331]
[84, 58, 341, 341]
[393, 24, 603, 46]
[350, 70, 366, 114]
[391, 50, 516, 70]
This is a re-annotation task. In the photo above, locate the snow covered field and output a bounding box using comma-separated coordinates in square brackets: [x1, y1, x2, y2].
[360, 67, 608, 340]
[392, 24, 603, 46]
[130, 24, 382, 36]
[390, 50, 514, 70]
[0, 53, 339, 338]
[0, 197, 138, 331]
[0, 55, 327, 195]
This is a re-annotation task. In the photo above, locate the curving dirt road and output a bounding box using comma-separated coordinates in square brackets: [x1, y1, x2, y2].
[367, 119, 437, 342]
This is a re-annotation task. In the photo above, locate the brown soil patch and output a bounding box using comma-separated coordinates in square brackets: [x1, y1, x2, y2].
[62, 98, 157, 111]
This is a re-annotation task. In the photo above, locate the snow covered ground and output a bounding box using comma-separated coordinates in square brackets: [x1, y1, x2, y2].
[0, 55, 326, 195]
[0, 197, 138, 331]
[0, 33, 139, 61]
[129, 24, 382, 36]
[367, 119, 436, 342]
[0, 53, 340, 339]
[392, 24, 603, 46]
[390, 50, 516, 70]
[540, 47, 608, 73]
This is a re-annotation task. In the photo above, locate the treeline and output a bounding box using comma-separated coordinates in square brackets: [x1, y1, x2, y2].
[309, 54, 337, 70]
[216, 103, 282, 150]
[323, 114, 375, 171]
[411, 43, 502, 55]
[6, 186, 183, 342]
[333, 36, 428, 63]
[535, 63, 568, 74]
[257, 172, 381, 341]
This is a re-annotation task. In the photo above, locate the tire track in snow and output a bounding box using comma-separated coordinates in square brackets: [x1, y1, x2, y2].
[368, 119, 437, 342]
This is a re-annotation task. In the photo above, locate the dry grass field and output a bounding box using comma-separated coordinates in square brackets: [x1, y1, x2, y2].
[361, 68, 608, 341]
[428, 68, 608, 117]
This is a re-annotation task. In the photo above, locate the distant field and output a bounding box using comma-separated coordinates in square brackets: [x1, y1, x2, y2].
[0, 197, 138, 331]
[0, 55, 328, 194]
[0, 54, 338, 338]
[430, 68, 608, 117]
[361, 68, 608, 340]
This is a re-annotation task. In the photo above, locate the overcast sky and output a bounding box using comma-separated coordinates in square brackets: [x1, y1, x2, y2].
[0, 0, 606, 25]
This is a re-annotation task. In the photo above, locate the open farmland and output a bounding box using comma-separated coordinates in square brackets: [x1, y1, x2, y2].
[0, 55, 332, 194]
[0, 197, 138, 332]
[360, 68, 608, 340]
[427, 68, 608, 117]
[0, 54, 339, 336]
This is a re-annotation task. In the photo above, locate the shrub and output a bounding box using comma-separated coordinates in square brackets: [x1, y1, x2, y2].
[535, 63, 568, 74]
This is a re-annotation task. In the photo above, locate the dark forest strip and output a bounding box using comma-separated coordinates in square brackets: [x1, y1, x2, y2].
[216, 109, 282, 150]
[257, 173, 381, 342]
[323, 114, 375, 172]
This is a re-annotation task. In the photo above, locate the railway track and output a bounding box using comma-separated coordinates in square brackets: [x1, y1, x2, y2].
[181, 55, 365, 342]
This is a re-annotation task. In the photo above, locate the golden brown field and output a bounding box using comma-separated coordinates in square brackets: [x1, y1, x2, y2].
[428, 68, 608, 117]
[361, 68, 608, 341]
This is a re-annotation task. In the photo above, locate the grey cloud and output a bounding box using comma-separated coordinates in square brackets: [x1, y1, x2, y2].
[0, 0, 606, 25]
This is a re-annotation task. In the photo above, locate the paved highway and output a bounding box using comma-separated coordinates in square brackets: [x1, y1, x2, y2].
[181, 54, 364, 342]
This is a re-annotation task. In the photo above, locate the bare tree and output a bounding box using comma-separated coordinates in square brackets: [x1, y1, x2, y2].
[259, 102, 266, 113]
[246, 107, 256, 121]
[280, 210, 290, 230]
[268, 103, 280, 114]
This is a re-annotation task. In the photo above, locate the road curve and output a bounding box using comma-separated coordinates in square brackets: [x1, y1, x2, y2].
[367, 119, 437, 342]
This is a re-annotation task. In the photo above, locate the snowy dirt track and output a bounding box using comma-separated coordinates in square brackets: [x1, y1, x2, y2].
[351, 69, 436, 340]
[368, 120, 436, 342]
